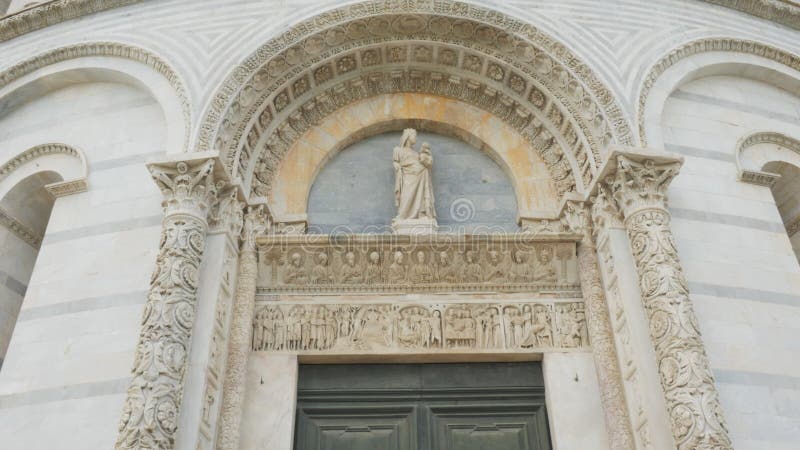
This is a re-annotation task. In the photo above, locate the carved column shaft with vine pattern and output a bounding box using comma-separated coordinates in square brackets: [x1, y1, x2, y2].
[564, 200, 636, 450]
[608, 153, 732, 450]
[115, 158, 222, 450]
[217, 206, 269, 450]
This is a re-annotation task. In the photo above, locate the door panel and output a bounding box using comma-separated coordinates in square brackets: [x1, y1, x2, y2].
[294, 363, 551, 450]
[295, 406, 417, 450]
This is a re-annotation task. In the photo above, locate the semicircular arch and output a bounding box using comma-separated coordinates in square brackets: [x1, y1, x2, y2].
[638, 37, 800, 149]
[0, 143, 88, 200]
[0, 41, 191, 153]
[269, 93, 557, 221]
[199, 0, 634, 205]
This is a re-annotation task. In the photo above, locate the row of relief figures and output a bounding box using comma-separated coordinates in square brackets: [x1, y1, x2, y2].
[256, 243, 579, 293]
[251, 301, 588, 353]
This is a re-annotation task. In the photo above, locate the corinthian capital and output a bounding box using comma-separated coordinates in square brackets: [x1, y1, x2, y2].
[148, 153, 228, 219]
[602, 149, 683, 220]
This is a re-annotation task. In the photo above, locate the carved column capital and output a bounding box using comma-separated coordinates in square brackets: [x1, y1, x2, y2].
[605, 152, 682, 221]
[593, 147, 732, 449]
[241, 204, 270, 252]
[148, 154, 228, 220]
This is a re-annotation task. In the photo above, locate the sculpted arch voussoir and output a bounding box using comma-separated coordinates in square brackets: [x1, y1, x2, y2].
[0, 41, 192, 152]
[199, 0, 634, 199]
[638, 37, 800, 147]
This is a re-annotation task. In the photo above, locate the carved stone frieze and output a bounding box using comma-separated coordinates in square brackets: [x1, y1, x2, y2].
[605, 152, 733, 450]
[256, 234, 580, 295]
[252, 299, 587, 354]
[115, 157, 223, 450]
[639, 38, 800, 146]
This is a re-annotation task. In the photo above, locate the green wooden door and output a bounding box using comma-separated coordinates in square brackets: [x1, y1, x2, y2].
[294, 362, 551, 450]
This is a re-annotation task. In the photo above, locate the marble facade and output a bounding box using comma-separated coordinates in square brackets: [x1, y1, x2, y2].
[0, 1, 799, 450]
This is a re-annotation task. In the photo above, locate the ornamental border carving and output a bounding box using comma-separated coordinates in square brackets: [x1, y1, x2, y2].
[246, 62, 591, 199]
[0, 206, 42, 248]
[251, 299, 588, 355]
[638, 37, 800, 146]
[0, 0, 145, 43]
[703, 0, 800, 31]
[0, 41, 191, 152]
[198, 0, 634, 192]
[736, 131, 800, 186]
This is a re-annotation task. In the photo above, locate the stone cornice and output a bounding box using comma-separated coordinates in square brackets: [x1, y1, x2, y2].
[702, 0, 800, 31]
[0, 0, 144, 43]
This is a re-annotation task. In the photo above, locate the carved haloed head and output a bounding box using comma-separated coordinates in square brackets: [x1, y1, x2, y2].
[416, 251, 425, 263]
[369, 251, 380, 263]
[317, 252, 328, 264]
[291, 252, 302, 265]
[345, 251, 355, 265]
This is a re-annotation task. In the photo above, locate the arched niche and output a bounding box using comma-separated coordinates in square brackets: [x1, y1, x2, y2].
[268, 93, 557, 223]
[638, 38, 800, 149]
[0, 42, 191, 153]
[200, 0, 636, 207]
[0, 144, 87, 369]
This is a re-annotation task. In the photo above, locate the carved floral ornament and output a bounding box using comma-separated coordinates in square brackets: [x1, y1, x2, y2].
[198, 0, 636, 201]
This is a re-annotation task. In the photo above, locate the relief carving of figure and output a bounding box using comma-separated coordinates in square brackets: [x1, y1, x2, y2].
[429, 310, 442, 348]
[558, 303, 586, 348]
[284, 252, 308, 284]
[310, 251, 335, 285]
[364, 251, 382, 284]
[409, 250, 434, 284]
[393, 129, 436, 222]
[462, 250, 483, 283]
[340, 251, 362, 284]
[387, 251, 407, 284]
[522, 304, 553, 348]
[485, 250, 507, 283]
[444, 307, 476, 348]
[435, 251, 457, 283]
[510, 250, 533, 282]
[532, 247, 557, 283]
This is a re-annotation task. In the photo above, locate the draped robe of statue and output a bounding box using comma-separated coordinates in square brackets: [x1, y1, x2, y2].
[393, 129, 436, 225]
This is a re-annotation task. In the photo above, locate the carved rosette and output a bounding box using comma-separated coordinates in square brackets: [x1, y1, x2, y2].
[217, 206, 269, 450]
[563, 200, 635, 450]
[608, 155, 732, 450]
[115, 159, 221, 450]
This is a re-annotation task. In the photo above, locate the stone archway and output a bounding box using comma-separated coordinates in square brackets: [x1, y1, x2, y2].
[197, 0, 636, 203]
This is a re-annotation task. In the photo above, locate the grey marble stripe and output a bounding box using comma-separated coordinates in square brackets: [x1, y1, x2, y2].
[690, 281, 800, 307]
[0, 377, 129, 409]
[715, 369, 800, 390]
[672, 90, 799, 124]
[0, 269, 27, 297]
[43, 214, 162, 244]
[17, 290, 147, 321]
[665, 143, 734, 162]
[92, 151, 164, 171]
[670, 207, 785, 233]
